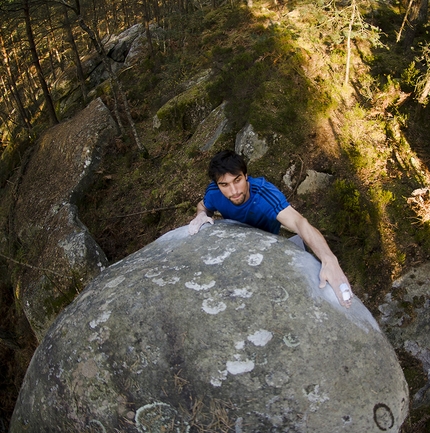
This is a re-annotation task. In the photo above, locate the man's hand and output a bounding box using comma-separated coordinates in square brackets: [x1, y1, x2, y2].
[319, 259, 353, 308]
[277, 207, 353, 309]
[189, 211, 214, 235]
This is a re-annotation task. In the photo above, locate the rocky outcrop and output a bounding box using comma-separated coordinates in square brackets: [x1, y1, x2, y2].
[235, 122, 269, 162]
[297, 170, 333, 195]
[153, 70, 214, 132]
[379, 262, 430, 410]
[10, 222, 408, 432]
[11, 98, 116, 341]
[53, 24, 163, 117]
[189, 101, 231, 152]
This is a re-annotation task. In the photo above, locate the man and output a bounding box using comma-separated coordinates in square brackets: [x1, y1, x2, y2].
[189, 150, 353, 308]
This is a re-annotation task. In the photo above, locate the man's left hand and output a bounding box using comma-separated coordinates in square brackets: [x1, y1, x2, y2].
[319, 260, 353, 308]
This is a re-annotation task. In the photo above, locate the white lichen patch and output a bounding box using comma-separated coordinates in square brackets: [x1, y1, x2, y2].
[232, 288, 253, 298]
[246, 253, 263, 266]
[283, 333, 300, 347]
[145, 268, 161, 278]
[247, 329, 273, 346]
[265, 371, 290, 388]
[271, 286, 289, 304]
[152, 276, 180, 287]
[203, 247, 236, 264]
[303, 384, 330, 412]
[202, 298, 226, 315]
[210, 369, 228, 387]
[209, 229, 246, 239]
[89, 311, 112, 329]
[256, 236, 278, 251]
[135, 402, 188, 432]
[185, 280, 216, 291]
[226, 359, 255, 375]
[312, 306, 329, 323]
[235, 340, 245, 350]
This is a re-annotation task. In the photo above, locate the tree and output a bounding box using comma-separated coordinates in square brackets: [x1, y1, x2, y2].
[398, 0, 428, 50]
[315, 0, 384, 87]
[61, 2, 88, 103]
[61, 0, 150, 157]
[0, 29, 32, 131]
[22, 0, 59, 125]
[415, 43, 430, 105]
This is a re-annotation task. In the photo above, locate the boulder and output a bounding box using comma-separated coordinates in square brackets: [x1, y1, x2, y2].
[10, 222, 408, 432]
[153, 70, 213, 131]
[187, 101, 231, 152]
[379, 262, 430, 409]
[297, 170, 333, 195]
[235, 123, 269, 162]
[11, 98, 115, 341]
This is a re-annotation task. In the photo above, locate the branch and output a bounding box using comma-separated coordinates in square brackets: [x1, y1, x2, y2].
[0, 252, 72, 279]
[110, 202, 191, 219]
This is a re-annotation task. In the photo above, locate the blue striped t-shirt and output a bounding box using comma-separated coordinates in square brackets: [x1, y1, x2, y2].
[203, 176, 289, 234]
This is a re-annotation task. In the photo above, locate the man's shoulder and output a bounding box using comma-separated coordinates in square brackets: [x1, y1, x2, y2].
[249, 176, 280, 192]
[205, 181, 220, 193]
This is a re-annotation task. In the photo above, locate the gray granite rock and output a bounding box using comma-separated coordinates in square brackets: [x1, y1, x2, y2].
[10, 222, 408, 432]
[12, 98, 113, 340]
[379, 262, 430, 409]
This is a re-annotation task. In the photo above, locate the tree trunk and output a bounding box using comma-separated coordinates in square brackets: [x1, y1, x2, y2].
[22, 0, 58, 126]
[344, 0, 356, 87]
[62, 4, 88, 103]
[403, 0, 428, 50]
[143, 0, 154, 56]
[0, 31, 32, 130]
[75, 12, 150, 157]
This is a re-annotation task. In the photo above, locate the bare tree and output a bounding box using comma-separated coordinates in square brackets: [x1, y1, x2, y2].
[22, 0, 59, 125]
[0, 30, 32, 131]
[61, 0, 150, 157]
[61, 2, 88, 102]
[415, 43, 430, 105]
[398, 0, 428, 50]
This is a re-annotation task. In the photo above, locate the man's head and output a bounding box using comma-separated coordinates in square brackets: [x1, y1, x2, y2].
[208, 150, 249, 206]
[208, 150, 247, 183]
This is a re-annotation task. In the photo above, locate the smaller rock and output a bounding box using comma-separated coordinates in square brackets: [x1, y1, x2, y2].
[235, 123, 268, 162]
[297, 170, 332, 195]
[283, 164, 296, 189]
[378, 262, 430, 408]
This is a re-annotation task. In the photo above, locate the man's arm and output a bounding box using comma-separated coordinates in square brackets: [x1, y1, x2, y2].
[277, 206, 353, 308]
[196, 200, 214, 217]
[188, 200, 214, 235]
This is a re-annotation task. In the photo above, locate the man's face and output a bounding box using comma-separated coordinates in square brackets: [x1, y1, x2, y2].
[216, 172, 250, 206]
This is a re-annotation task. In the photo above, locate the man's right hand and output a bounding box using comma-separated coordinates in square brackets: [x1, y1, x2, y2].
[188, 212, 214, 235]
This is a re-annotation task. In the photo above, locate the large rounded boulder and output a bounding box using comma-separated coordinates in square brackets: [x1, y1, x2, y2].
[10, 222, 408, 432]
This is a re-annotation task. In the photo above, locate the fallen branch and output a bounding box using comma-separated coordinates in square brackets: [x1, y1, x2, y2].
[0, 252, 71, 279]
[111, 202, 191, 219]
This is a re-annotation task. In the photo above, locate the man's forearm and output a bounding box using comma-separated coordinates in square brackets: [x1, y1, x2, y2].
[196, 200, 214, 217]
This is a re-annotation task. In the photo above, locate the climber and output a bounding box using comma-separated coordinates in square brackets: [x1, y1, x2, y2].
[189, 149, 353, 308]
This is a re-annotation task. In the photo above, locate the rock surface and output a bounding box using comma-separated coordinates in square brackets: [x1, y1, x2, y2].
[297, 170, 333, 195]
[379, 262, 430, 409]
[12, 98, 115, 341]
[153, 70, 213, 131]
[235, 122, 269, 162]
[10, 222, 408, 432]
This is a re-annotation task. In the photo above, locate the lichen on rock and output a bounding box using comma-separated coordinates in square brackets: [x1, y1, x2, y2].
[10, 221, 408, 432]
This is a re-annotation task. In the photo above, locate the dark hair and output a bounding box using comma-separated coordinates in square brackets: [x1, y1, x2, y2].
[208, 150, 247, 182]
